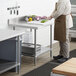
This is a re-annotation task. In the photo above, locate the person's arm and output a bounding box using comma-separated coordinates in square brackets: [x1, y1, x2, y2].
[51, 2, 66, 19]
[47, 3, 57, 20]
[47, 10, 55, 20]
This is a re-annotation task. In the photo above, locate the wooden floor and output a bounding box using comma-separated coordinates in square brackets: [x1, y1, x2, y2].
[0, 40, 76, 76]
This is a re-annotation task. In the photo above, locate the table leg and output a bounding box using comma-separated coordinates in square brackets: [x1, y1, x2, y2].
[50, 25, 53, 59]
[34, 29, 37, 66]
[16, 36, 22, 73]
[13, 26, 15, 30]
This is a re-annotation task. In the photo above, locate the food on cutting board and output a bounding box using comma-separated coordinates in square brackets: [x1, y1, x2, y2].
[35, 16, 47, 21]
[35, 16, 41, 21]
[25, 15, 48, 23]
[25, 16, 29, 22]
[30, 15, 37, 20]
[41, 16, 47, 19]
[28, 18, 32, 22]
[41, 19, 48, 23]
[30, 15, 36, 17]
[25, 15, 36, 22]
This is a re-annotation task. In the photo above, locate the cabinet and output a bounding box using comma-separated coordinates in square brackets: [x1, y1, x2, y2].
[70, 4, 76, 38]
[70, 0, 76, 5]
[0, 30, 24, 74]
[0, 38, 17, 74]
[70, 0, 76, 30]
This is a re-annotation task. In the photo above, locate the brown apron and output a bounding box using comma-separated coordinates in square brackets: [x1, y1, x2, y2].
[54, 15, 66, 42]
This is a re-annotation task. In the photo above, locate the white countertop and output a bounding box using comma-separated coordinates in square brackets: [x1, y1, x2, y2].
[9, 17, 54, 29]
[0, 29, 25, 41]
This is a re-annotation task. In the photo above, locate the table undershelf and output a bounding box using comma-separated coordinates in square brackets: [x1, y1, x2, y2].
[22, 46, 51, 57]
[36, 46, 51, 57]
[0, 59, 19, 74]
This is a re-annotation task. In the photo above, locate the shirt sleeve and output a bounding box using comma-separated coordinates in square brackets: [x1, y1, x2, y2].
[51, 2, 66, 19]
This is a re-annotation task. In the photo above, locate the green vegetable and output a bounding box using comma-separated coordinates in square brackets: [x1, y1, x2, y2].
[41, 19, 48, 23]
[30, 15, 36, 17]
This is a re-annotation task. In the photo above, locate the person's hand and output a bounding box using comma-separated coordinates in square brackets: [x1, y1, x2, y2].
[47, 16, 53, 20]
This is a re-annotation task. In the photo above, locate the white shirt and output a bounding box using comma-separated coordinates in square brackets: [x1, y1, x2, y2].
[52, 0, 73, 28]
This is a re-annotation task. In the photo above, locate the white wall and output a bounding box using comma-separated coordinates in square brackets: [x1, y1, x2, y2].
[19, 0, 58, 16]
[0, 0, 57, 29]
[0, 0, 17, 29]
[19, 0, 54, 16]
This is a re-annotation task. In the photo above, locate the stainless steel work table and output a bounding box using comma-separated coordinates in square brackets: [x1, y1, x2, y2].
[9, 17, 54, 65]
[0, 29, 25, 74]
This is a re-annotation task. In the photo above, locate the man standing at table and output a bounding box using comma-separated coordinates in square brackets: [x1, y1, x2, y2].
[47, 0, 73, 63]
